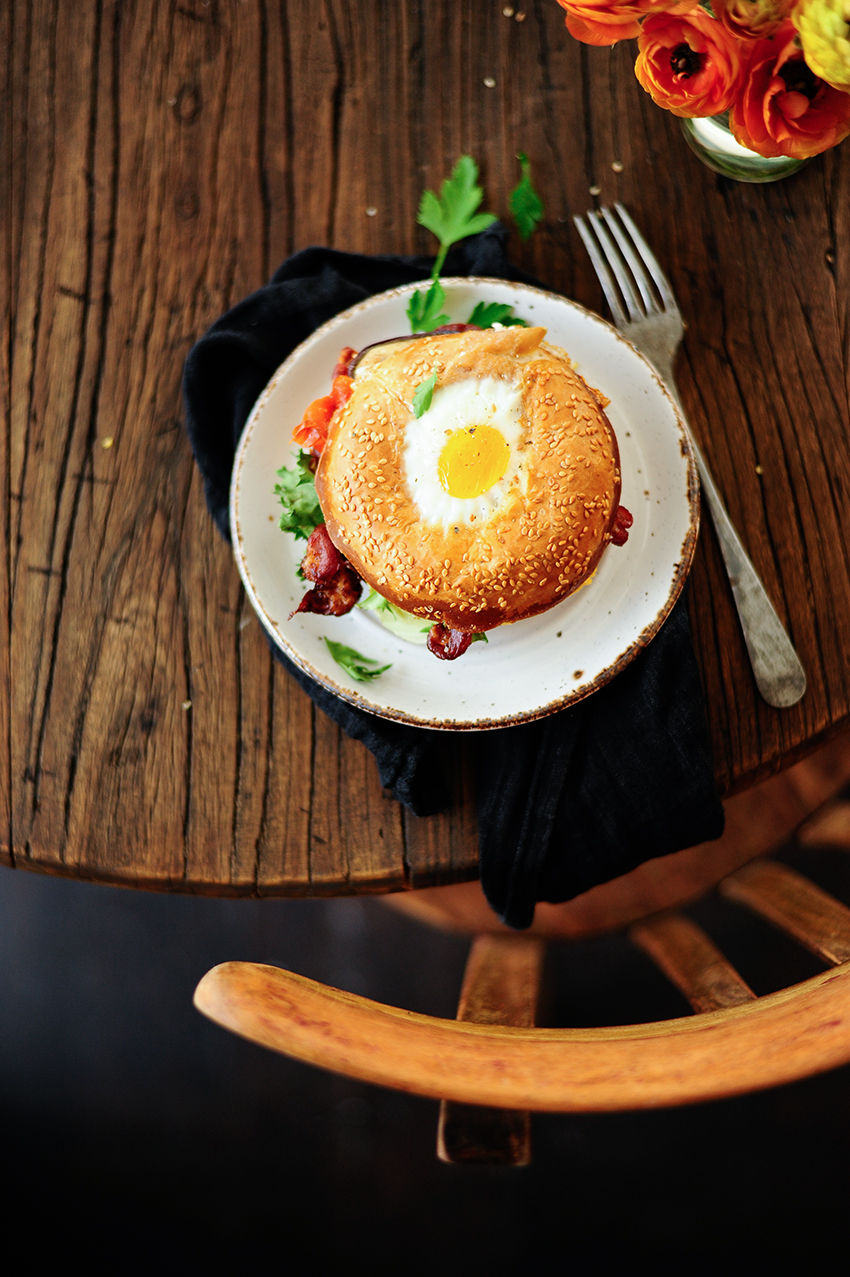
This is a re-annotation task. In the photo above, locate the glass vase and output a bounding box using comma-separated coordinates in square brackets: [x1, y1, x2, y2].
[679, 112, 810, 183]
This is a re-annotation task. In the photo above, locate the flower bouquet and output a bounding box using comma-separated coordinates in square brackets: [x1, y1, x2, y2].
[557, 0, 850, 173]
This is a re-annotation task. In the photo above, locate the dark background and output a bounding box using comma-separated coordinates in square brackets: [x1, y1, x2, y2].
[3, 837, 849, 1272]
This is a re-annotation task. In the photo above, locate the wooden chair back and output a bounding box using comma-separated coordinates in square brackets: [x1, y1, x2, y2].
[194, 735, 850, 1164]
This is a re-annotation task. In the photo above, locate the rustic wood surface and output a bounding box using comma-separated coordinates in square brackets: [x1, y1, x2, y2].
[4, 0, 850, 896]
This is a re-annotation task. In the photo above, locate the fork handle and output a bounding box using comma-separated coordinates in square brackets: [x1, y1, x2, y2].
[668, 391, 806, 709]
[653, 356, 806, 707]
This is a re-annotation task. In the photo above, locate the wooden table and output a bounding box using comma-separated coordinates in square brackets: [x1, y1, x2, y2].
[3, 0, 850, 897]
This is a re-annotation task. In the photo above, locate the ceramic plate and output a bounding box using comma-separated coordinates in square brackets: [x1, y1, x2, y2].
[230, 278, 699, 729]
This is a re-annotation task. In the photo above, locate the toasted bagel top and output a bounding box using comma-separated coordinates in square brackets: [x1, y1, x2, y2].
[315, 325, 621, 633]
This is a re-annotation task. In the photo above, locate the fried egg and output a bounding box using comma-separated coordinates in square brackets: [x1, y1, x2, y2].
[403, 376, 527, 526]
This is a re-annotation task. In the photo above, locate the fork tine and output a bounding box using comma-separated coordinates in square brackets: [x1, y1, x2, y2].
[598, 207, 657, 314]
[586, 212, 646, 323]
[613, 203, 679, 312]
[573, 215, 630, 329]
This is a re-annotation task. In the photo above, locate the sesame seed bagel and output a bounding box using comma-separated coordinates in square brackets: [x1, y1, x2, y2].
[314, 325, 621, 633]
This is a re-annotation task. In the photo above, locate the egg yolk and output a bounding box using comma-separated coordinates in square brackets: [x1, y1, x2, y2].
[437, 425, 510, 499]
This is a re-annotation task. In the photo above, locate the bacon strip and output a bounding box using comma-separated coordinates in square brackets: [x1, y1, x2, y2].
[610, 505, 633, 547]
[291, 564, 361, 618]
[300, 524, 344, 584]
[291, 525, 361, 617]
[427, 624, 473, 661]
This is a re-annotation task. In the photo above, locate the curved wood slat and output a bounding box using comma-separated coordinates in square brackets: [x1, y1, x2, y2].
[194, 960, 850, 1112]
[721, 860, 850, 964]
[629, 912, 756, 1013]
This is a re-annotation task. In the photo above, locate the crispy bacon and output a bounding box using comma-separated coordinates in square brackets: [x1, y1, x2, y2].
[292, 563, 361, 618]
[300, 524, 344, 584]
[427, 623, 473, 661]
[291, 525, 361, 617]
[610, 505, 633, 547]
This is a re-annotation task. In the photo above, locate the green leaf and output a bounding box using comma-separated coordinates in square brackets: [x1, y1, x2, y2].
[412, 372, 438, 418]
[407, 278, 450, 333]
[471, 631, 489, 644]
[467, 301, 528, 329]
[324, 639, 392, 682]
[417, 155, 497, 279]
[357, 587, 392, 616]
[509, 152, 544, 242]
[274, 451, 324, 541]
[358, 588, 432, 644]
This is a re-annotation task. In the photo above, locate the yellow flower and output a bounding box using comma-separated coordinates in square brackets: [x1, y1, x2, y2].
[794, 0, 850, 91]
[714, 0, 796, 39]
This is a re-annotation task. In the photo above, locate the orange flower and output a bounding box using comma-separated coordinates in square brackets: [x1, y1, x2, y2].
[635, 11, 747, 117]
[556, 0, 698, 47]
[712, 0, 795, 40]
[730, 21, 850, 156]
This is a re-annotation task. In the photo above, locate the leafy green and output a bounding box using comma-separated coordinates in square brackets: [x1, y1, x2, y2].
[408, 155, 497, 332]
[407, 279, 450, 333]
[418, 155, 498, 278]
[466, 301, 528, 329]
[471, 631, 489, 644]
[358, 588, 432, 645]
[274, 451, 323, 541]
[509, 152, 544, 242]
[412, 372, 438, 418]
[324, 639, 392, 682]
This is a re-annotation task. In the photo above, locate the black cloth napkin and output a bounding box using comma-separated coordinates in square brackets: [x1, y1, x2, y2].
[183, 225, 724, 929]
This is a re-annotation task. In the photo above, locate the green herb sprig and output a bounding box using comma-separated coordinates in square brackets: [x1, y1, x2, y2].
[412, 371, 438, 418]
[325, 639, 392, 682]
[274, 451, 323, 541]
[407, 156, 497, 333]
[509, 152, 544, 242]
[418, 154, 497, 282]
[407, 154, 542, 334]
[467, 302, 527, 329]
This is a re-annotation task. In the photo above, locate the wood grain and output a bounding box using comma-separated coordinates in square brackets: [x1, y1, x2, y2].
[4, 0, 850, 894]
[437, 932, 543, 1165]
[193, 957, 850, 1111]
[721, 859, 850, 964]
[629, 911, 756, 1013]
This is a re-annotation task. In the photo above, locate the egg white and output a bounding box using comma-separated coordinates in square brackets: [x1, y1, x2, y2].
[403, 376, 527, 527]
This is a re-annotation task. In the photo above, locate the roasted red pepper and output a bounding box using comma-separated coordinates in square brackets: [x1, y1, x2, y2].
[291, 350, 355, 454]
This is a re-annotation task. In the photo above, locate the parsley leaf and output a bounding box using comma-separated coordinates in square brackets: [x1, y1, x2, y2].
[509, 152, 544, 242]
[467, 301, 528, 329]
[417, 155, 498, 285]
[324, 639, 391, 682]
[406, 279, 451, 333]
[412, 372, 438, 418]
[274, 451, 323, 541]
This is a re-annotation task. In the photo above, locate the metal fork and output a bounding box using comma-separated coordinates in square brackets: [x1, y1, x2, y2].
[574, 203, 806, 709]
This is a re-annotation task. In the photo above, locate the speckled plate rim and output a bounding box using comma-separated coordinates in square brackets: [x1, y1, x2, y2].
[230, 278, 700, 731]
